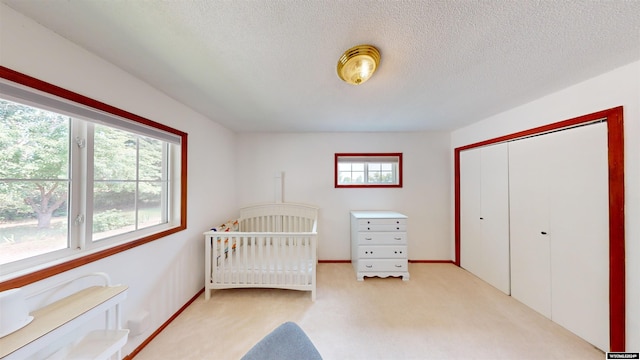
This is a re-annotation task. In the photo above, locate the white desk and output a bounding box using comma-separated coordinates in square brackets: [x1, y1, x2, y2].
[0, 285, 128, 360]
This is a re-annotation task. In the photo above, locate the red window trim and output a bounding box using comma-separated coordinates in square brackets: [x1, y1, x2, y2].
[0, 66, 188, 291]
[453, 106, 625, 351]
[334, 152, 403, 188]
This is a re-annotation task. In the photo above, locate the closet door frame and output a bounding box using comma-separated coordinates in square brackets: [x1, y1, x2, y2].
[454, 106, 625, 351]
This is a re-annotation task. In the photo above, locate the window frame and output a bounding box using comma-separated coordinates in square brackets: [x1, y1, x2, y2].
[0, 66, 188, 291]
[334, 153, 403, 188]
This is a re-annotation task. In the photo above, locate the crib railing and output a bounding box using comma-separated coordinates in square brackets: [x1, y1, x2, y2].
[240, 216, 316, 233]
[204, 232, 317, 300]
[204, 203, 318, 300]
[239, 203, 318, 233]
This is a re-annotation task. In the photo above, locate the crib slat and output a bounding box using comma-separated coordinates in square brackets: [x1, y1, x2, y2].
[272, 236, 278, 285]
[205, 236, 212, 300]
[292, 236, 298, 285]
[266, 236, 271, 285]
[252, 236, 257, 284]
[278, 236, 282, 285]
[284, 236, 290, 285]
[296, 237, 302, 285]
[260, 235, 267, 285]
[221, 236, 225, 284]
[256, 236, 261, 284]
[269, 235, 274, 285]
[214, 237, 224, 283]
[240, 236, 244, 284]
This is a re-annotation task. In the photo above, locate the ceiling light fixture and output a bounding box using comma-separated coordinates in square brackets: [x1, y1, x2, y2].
[337, 44, 380, 85]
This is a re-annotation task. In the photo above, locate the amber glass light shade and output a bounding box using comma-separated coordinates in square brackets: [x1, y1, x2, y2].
[337, 45, 380, 85]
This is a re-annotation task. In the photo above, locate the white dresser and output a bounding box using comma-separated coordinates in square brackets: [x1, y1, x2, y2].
[350, 211, 409, 281]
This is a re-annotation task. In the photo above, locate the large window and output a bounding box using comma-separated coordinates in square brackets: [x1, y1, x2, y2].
[0, 100, 71, 265]
[335, 153, 402, 188]
[0, 67, 187, 287]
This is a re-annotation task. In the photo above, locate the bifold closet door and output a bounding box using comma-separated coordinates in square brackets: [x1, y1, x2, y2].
[460, 143, 510, 294]
[509, 122, 609, 351]
[547, 122, 609, 351]
[460, 149, 482, 276]
[509, 134, 552, 318]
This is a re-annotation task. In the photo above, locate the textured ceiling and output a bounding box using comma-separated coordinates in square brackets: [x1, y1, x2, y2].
[3, 0, 640, 132]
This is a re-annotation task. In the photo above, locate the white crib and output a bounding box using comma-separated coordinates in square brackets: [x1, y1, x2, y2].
[204, 203, 318, 300]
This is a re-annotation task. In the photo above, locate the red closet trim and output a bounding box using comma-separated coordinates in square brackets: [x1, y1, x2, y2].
[453, 106, 625, 351]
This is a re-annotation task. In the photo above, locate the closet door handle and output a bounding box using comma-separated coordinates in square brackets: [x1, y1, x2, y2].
[541, 231, 548, 235]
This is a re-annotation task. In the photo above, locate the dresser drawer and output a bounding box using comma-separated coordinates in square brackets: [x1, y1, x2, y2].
[357, 218, 406, 226]
[358, 246, 407, 259]
[357, 218, 406, 232]
[358, 224, 406, 232]
[358, 259, 408, 272]
[357, 232, 406, 245]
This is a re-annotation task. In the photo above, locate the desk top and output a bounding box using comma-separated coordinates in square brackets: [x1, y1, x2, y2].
[0, 285, 128, 358]
[350, 211, 407, 219]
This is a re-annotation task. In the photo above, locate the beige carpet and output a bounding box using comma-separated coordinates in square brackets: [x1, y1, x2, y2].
[133, 263, 604, 359]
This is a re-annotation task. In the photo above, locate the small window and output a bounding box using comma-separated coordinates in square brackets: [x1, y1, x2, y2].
[335, 153, 402, 188]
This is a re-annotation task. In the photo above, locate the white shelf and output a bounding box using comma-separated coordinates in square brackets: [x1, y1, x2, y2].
[46, 329, 129, 360]
[0, 285, 128, 360]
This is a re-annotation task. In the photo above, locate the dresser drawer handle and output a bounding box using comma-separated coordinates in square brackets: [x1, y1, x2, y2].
[364, 237, 372, 241]
[394, 237, 402, 240]
[395, 264, 403, 268]
[366, 265, 373, 268]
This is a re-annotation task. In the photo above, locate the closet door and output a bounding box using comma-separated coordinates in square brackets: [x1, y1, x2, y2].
[460, 148, 482, 277]
[509, 122, 609, 350]
[547, 122, 609, 351]
[460, 143, 510, 294]
[509, 134, 552, 318]
[479, 144, 510, 294]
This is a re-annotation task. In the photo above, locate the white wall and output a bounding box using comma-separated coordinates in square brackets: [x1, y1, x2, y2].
[1, 4, 238, 355]
[235, 132, 451, 261]
[451, 61, 640, 351]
